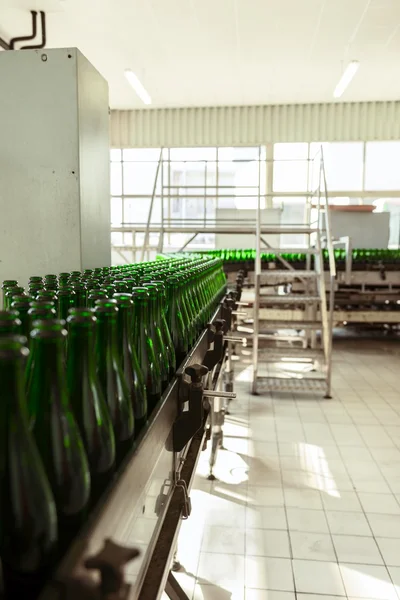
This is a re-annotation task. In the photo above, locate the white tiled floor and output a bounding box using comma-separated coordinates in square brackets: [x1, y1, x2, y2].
[172, 337, 400, 599]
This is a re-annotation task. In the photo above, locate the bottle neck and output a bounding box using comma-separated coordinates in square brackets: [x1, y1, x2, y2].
[32, 338, 66, 383]
[117, 305, 133, 352]
[67, 327, 96, 375]
[134, 301, 149, 331]
[148, 297, 157, 325]
[96, 314, 118, 353]
[0, 359, 25, 423]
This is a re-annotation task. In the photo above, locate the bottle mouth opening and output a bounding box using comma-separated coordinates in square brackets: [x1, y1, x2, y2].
[67, 310, 96, 324]
[30, 327, 68, 340]
[94, 306, 118, 315]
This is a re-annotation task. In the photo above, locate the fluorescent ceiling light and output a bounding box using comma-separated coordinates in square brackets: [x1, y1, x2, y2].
[333, 60, 360, 98]
[124, 70, 152, 105]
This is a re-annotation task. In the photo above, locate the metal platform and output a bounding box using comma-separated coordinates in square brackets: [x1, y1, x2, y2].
[259, 294, 321, 304]
[259, 270, 318, 280]
[259, 320, 322, 330]
[258, 347, 325, 360]
[255, 376, 327, 393]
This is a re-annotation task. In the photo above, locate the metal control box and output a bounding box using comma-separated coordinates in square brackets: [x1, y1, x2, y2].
[0, 48, 111, 289]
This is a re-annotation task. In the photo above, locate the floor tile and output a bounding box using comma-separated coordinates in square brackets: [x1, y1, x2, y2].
[370, 447, 400, 463]
[351, 478, 392, 494]
[325, 510, 372, 536]
[197, 552, 245, 590]
[340, 445, 374, 460]
[201, 525, 245, 554]
[245, 591, 295, 600]
[201, 496, 246, 528]
[332, 534, 383, 565]
[246, 506, 287, 530]
[297, 596, 347, 600]
[345, 460, 383, 479]
[247, 444, 280, 460]
[246, 529, 291, 558]
[193, 583, 245, 599]
[321, 490, 363, 512]
[387, 566, 400, 592]
[287, 508, 329, 533]
[376, 538, 400, 566]
[290, 531, 336, 562]
[358, 492, 400, 515]
[283, 488, 323, 509]
[339, 562, 398, 599]
[367, 513, 400, 538]
[177, 341, 400, 600]
[245, 556, 294, 591]
[292, 559, 345, 595]
[246, 486, 284, 507]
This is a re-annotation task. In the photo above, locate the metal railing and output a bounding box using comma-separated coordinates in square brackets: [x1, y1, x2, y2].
[314, 147, 336, 397]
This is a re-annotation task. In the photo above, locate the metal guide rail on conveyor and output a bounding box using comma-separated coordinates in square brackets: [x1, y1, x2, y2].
[37, 296, 240, 600]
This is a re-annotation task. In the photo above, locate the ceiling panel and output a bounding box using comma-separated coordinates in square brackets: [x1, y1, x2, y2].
[1, 0, 400, 108]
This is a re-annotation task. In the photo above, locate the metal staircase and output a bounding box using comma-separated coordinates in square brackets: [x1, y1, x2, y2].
[251, 148, 336, 398]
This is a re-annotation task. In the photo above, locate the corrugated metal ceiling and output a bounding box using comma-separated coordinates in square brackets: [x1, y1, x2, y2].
[110, 102, 400, 147]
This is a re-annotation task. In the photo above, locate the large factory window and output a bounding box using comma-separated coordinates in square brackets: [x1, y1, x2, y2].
[310, 142, 364, 192]
[110, 146, 267, 258]
[110, 142, 400, 258]
[273, 143, 309, 192]
[365, 142, 400, 191]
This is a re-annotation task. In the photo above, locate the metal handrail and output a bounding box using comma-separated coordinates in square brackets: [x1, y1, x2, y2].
[320, 148, 336, 279]
[316, 146, 336, 397]
[140, 148, 163, 262]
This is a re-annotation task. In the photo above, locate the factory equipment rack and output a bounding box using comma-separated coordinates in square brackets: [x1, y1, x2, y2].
[37, 293, 240, 600]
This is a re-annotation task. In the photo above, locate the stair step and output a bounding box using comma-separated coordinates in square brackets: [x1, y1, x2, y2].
[259, 270, 317, 280]
[259, 320, 322, 331]
[258, 347, 324, 360]
[254, 376, 327, 394]
[259, 294, 320, 305]
[258, 226, 318, 234]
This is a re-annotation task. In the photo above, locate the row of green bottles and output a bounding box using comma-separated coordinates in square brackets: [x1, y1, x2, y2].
[0, 254, 227, 599]
[192, 248, 400, 267]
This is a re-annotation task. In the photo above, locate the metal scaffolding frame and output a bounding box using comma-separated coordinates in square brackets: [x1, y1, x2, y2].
[111, 146, 336, 397]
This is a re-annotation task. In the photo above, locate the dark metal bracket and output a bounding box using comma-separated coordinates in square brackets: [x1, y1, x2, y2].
[202, 319, 225, 370]
[173, 364, 208, 452]
[0, 10, 46, 51]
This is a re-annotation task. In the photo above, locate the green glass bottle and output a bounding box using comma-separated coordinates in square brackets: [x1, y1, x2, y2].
[114, 294, 148, 432]
[28, 282, 44, 298]
[1, 280, 18, 309]
[71, 283, 87, 307]
[0, 336, 58, 598]
[58, 288, 77, 320]
[131, 288, 162, 414]
[4, 286, 25, 310]
[87, 290, 107, 309]
[142, 284, 169, 391]
[94, 300, 134, 464]
[0, 310, 22, 336]
[31, 275, 44, 282]
[27, 320, 91, 553]
[149, 280, 176, 377]
[165, 277, 188, 367]
[10, 298, 32, 340]
[37, 290, 59, 314]
[44, 276, 58, 292]
[66, 310, 116, 503]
